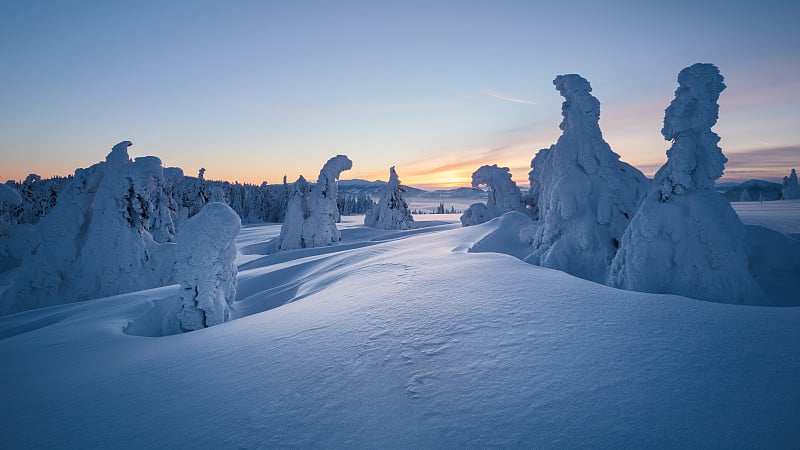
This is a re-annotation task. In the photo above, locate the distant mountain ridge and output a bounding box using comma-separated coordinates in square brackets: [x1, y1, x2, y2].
[722, 179, 783, 202]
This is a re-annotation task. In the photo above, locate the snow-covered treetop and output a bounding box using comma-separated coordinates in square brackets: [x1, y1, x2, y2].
[554, 74, 600, 133]
[106, 141, 132, 166]
[655, 63, 727, 199]
[0, 183, 22, 205]
[662, 64, 726, 140]
[317, 155, 353, 199]
[783, 168, 800, 200]
[471, 164, 524, 212]
[387, 166, 401, 189]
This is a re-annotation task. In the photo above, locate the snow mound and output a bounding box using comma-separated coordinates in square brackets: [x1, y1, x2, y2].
[523, 74, 648, 283]
[460, 164, 527, 226]
[609, 64, 768, 305]
[170, 202, 241, 333]
[364, 166, 415, 230]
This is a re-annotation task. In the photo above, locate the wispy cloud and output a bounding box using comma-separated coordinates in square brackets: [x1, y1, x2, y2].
[481, 89, 537, 106]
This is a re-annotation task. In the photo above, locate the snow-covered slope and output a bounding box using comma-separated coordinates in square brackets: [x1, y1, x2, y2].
[1, 203, 798, 447]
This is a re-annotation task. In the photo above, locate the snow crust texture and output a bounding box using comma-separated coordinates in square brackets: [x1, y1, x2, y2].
[608, 64, 768, 304]
[523, 74, 648, 283]
[173, 202, 241, 332]
[277, 155, 352, 250]
[782, 168, 800, 199]
[460, 164, 527, 226]
[364, 166, 414, 230]
[0, 142, 177, 316]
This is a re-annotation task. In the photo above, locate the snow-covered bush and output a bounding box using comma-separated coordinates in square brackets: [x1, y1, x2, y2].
[0, 183, 22, 237]
[608, 64, 767, 304]
[276, 155, 352, 250]
[781, 168, 799, 200]
[522, 74, 648, 283]
[460, 164, 527, 226]
[173, 202, 241, 332]
[0, 141, 177, 316]
[364, 166, 414, 229]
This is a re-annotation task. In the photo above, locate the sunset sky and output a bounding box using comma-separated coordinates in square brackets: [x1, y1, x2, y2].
[1, 0, 798, 189]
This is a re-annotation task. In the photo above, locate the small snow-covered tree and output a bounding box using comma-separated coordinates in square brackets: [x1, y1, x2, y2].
[607, 64, 767, 304]
[364, 166, 414, 229]
[275, 156, 352, 251]
[782, 168, 800, 199]
[461, 164, 527, 226]
[277, 176, 311, 250]
[522, 74, 648, 283]
[0, 183, 22, 237]
[173, 202, 241, 332]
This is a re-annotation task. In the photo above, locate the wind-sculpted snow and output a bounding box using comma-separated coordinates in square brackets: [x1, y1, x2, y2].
[782, 168, 800, 200]
[608, 64, 768, 305]
[276, 155, 352, 250]
[364, 166, 414, 230]
[1, 212, 798, 448]
[0, 142, 177, 316]
[523, 74, 648, 283]
[460, 164, 527, 226]
[170, 202, 241, 332]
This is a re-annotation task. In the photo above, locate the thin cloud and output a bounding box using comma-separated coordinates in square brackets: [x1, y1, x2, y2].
[481, 89, 537, 106]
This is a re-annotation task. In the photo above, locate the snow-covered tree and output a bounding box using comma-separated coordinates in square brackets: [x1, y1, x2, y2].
[173, 202, 241, 332]
[0, 183, 22, 237]
[275, 156, 352, 251]
[782, 168, 800, 199]
[522, 74, 648, 283]
[461, 164, 527, 226]
[364, 166, 414, 229]
[277, 176, 311, 250]
[607, 64, 767, 304]
[0, 141, 177, 316]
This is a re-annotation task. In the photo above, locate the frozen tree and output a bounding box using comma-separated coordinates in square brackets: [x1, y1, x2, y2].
[277, 176, 311, 250]
[275, 155, 352, 251]
[522, 74, 648, 283]
[608, 64, 767, 304]
[364, 166, 414, 229]
[461, 164, 527, 226]
[782, 168, 800, 199]
[0, 141, 177, 316]
[173, 202, 241, 332]
[0, 183, 22, 237]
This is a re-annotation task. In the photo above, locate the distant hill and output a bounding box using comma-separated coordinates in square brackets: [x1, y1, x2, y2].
[337, 179, 426, 196]
[722, 179, 782, 202]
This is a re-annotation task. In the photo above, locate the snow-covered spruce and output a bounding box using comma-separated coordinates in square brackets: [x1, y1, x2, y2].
[172, 202, 241, 332]
[0, 141, 177, 316]
[0, 183, 22, 237]
[522, 74, 648, 283]
[276, 155, 353, 250]
[608, 64, 767, 304]
[364, 166, 414, 230]
[782, 168, 800, 200]
[461, 164, 527, 226]
[277, 175, 311, 250]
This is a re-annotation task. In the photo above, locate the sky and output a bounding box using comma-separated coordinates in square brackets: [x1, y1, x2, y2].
[1, 0, 798, 189]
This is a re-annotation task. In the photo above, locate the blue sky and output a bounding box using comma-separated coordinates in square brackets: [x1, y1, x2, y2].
[1, 0, 798, 188]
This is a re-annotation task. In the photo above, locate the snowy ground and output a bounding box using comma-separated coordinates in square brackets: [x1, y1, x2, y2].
[1, 206, 799, 448]
[732, 199, 800, 236]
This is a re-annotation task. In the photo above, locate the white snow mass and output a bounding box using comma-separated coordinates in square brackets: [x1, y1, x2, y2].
[608, 64, 768, 304]
[364, 166, 415, 230]
[522, 74, 648, 283]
